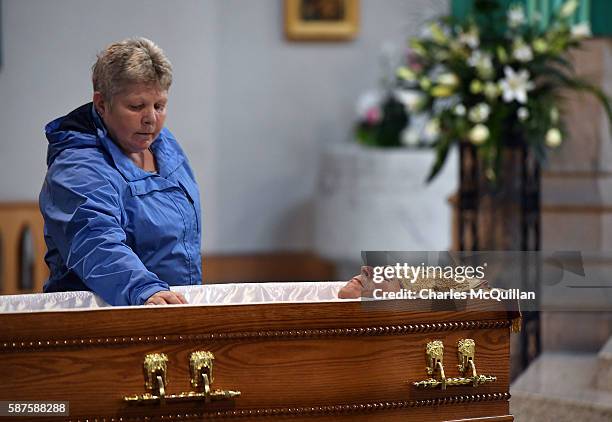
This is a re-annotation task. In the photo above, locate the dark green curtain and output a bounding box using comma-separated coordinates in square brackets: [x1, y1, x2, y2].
[590, 0, 611, 36]
[451, 0, 609, 36]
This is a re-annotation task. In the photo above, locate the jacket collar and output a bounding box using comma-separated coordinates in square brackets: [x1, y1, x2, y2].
[90, 104, 184, 181]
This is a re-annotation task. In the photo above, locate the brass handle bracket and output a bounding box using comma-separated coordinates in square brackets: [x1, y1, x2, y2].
[124, 351, 241, 404]
[413, 374, 497, 389]
[412, 339, 497, 390]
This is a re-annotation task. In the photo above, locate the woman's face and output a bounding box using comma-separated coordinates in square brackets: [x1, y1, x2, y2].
[94, 84, 168, 154]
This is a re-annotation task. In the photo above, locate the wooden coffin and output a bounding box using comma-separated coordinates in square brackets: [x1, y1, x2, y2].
[0, 283, 519, 421]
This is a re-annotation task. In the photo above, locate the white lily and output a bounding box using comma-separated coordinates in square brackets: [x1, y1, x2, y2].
[394, 89, 425, 112]
[437, 73, 460, 87]
[469, 124, 490, 145]
[468, 50, 492, 68]
[513, 39, 534, 62]
[507, 5, 526, 28]
[545, 128, 562, 147]
[458, 27, 480, 49]
[468, 50, 494, 78]
[499, 66, 535, 104]
[454, 104, 467, 116]
[571, 23, 591, 39]
[468, 103, 491, 123]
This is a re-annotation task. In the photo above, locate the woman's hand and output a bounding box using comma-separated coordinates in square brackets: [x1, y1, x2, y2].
[145, 290, 188, 305]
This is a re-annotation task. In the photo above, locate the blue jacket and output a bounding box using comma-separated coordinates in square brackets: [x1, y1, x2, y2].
[40, 103, 202, 305]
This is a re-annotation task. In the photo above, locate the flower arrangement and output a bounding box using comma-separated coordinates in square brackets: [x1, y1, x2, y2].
[354, 42, 412, 148]
[354, 43, 444, 149]
[354, 89, 409, 147]
[394, 0, 612, 181]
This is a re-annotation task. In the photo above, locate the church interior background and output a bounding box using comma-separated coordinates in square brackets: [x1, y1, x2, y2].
[1, 0, 612, 420]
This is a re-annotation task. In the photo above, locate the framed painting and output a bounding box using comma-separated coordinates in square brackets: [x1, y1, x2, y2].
[284, 0, 359, 41]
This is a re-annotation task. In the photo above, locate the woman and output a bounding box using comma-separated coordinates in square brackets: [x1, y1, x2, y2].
[39, 38, 200, 306]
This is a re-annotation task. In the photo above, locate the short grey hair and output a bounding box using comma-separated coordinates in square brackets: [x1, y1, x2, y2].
[92, 37, 173, 101]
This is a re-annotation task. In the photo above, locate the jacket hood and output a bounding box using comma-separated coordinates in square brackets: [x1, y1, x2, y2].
[45, 102, 186, 181]
[45, 103, 100, 167]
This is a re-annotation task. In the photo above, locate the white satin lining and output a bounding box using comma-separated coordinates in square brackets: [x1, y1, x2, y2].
[0, 282, 352, 313]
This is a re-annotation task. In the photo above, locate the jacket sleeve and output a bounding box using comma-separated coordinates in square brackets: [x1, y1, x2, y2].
[41, 156, 169, 305]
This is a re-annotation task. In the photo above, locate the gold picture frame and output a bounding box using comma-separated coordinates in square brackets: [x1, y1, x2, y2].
[284, 0, 359, 41]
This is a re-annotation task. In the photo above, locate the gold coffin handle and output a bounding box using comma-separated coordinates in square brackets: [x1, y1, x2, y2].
[124, 351, 240, 404]
[187, 350, 241, 401]
[412, 339, 497, 390]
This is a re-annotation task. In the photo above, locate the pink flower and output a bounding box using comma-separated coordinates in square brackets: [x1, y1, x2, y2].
[405, 49, 424, 72]
[409, 61, 424, 73]
[365, 107, 382, 124]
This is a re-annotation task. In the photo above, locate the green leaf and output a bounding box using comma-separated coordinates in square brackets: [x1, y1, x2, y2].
[570, 80, 612, 127]
[544, 69, 612, 127]
[547, 55, 576, 74]
[426, 137, 452, 182]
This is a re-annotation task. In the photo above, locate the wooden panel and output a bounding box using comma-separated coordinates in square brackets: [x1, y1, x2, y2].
[226, 405, 512, 422]
[2, 328, 509, 409]
[0, 401, 510, 422]
[0, 202, 47, 294]
[0, 300, 519, 340]
[0, 301, 516, 420]
[203, 252, 336, 283]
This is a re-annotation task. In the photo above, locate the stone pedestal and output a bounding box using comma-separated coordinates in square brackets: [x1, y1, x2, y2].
[511, 352, 612, 421]
[314, 143, 457, 279]
[596, 337, 612, 392]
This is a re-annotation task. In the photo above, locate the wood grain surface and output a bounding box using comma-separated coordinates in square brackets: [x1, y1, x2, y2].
[1, 299, 519, 340]
[1, 300, 516, 421]
[0, 202, 48, 294]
